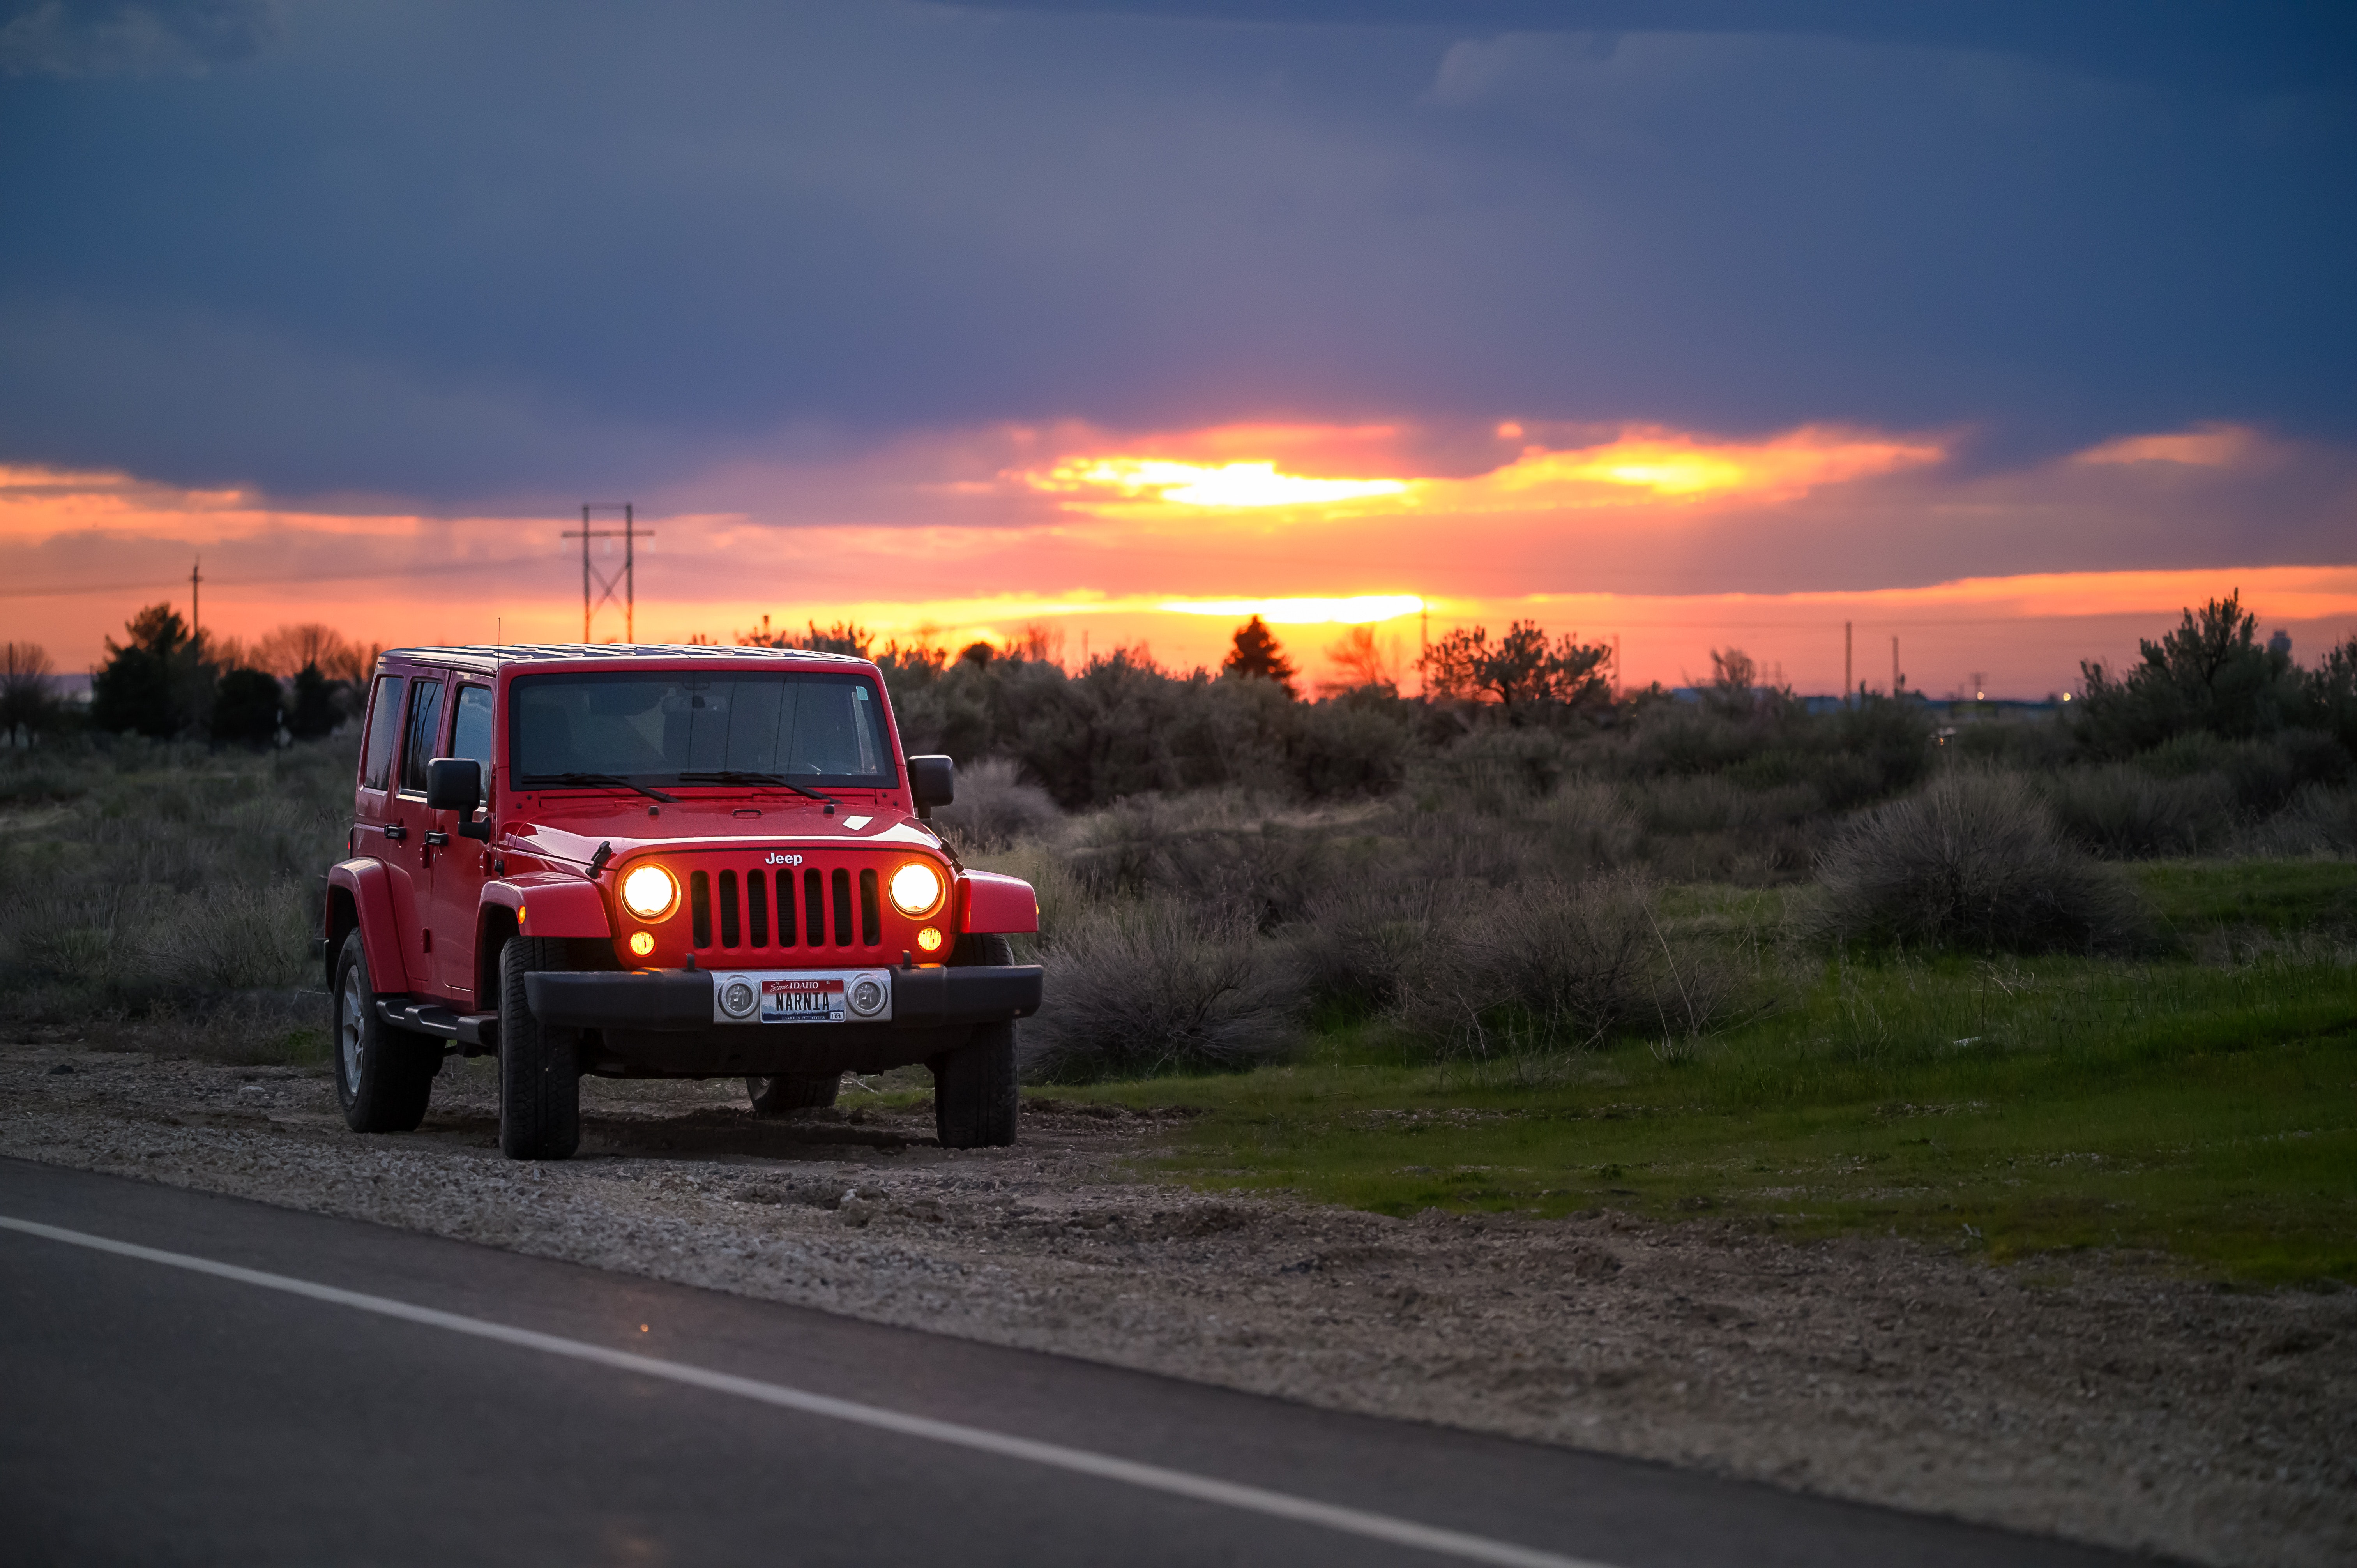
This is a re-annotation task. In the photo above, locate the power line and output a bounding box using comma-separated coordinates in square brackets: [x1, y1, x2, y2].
[562, 503, 650, 643]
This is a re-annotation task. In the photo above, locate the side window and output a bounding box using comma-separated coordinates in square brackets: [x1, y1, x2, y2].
[449, 685, 494, 769]
[360, 675, 405, 791]
[397, 677, 445, 795]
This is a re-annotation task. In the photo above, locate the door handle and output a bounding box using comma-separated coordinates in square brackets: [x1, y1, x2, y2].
[424, 830, 450, 847]
[382, 823, 408, 841]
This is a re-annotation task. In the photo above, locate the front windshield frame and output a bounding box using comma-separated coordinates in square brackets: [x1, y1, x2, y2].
[507, 667, 900, 792]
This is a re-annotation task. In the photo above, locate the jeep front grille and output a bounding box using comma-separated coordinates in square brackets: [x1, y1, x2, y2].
[688, 861, 887, 953]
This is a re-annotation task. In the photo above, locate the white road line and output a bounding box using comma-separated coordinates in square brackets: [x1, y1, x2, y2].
[1, 1212, 1621, 1568]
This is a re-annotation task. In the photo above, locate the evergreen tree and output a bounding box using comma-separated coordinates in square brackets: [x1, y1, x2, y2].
[2074, 591, 2297, 754]
[212, 667, 285, 747]
[1222, 616, 1297, 697]
[91, 603, 203, 738]
[288, 663, 343, 740]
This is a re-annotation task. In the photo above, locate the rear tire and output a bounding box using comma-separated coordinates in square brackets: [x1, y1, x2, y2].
[332, 931, 438, 1133]
[746, 1073, 841, 1116]
[498, 936, 580, 1160]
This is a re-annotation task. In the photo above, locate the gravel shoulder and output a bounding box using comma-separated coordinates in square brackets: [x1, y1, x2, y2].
[2, 1039, 2349, 1568]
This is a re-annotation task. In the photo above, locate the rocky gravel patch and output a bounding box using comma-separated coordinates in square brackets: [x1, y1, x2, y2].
[3, 1040, 2350, 1567]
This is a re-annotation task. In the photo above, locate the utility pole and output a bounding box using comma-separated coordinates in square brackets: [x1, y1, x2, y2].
[1891, 635, 1902, 697]
[562, 504, 650, 643]
[190, 558, 202, 653]
[1844, 621, 1852, 708]
[1613, 633, 1622, 697]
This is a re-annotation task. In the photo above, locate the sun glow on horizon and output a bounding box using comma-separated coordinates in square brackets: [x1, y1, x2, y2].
[1156, 595, 1424, 624]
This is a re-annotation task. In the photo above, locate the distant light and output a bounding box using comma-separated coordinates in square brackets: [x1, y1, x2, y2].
[2062, 693, 2073, 701]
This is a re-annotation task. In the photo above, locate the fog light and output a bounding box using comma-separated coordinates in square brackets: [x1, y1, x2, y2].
[916, 926, 944, 953]
[719, 979, 757, 1019]
[628, 931, 655, 958]
[621, 863, 678, 920]
[889, 860, 944, 917]
[848, 976, 887, 1017]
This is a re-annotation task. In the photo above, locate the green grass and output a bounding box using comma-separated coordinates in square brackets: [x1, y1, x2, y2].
[2134, 856, 2357, 936]
[1047, 872, 2357, 1285]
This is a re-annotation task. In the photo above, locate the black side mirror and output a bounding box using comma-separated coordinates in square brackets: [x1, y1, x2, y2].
[906, 755, 955, 818]
[426, 757, 482, 812]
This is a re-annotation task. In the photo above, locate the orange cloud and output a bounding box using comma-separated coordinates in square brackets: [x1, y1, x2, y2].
[2074, 424, 2263, 468]
[1014, 422, 1944, 519]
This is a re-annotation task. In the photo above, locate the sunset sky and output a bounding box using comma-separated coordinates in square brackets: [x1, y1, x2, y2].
[5, 2, 2355, 694]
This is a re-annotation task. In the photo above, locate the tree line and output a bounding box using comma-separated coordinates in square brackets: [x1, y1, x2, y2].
[17, 592, 2357, 799]
[2, 611, 376, 747]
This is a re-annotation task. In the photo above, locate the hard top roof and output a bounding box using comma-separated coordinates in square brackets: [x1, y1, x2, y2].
[377, 643, 872, 676]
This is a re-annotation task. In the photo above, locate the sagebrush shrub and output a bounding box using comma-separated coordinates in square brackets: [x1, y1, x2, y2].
[1394, 876, 1742, 1056]
[1019, 903, 1295, 1082]
[931, 756, 1061, 850]
[1806, 770, 2144, 952]
[2044, 765, 2234, 858]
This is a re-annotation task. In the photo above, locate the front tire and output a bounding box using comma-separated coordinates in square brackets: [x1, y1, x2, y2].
[747, 1073, 841, 1116]
[933, 1022, 1018, 1148]
[332, 931, 438, 1133]
[934, 931, 1020, 1148]
[498, 936, 580, 1160]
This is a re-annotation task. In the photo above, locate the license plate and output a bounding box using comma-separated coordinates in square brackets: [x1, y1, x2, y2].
[761, 978, 845, 1024]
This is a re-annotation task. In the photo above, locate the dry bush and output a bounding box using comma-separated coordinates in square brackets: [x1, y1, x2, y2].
[1635, 774, 1821, 836]
[2043, 764, 2235, 857]
[2247, 784, 2357, 856]
[136, 880, 316, 992]
[1288, 879, 1444, 1015]
[1063, 793, 1339, 928]
[931, 756, 1062, 850]
[1531, 780, 1643, 868]
[1019, 902, 1296, 1082]
[1410, 727, 1575, 815]
[1804, 770, 2145, 953]
[0, 734, 354, 1021]
[1394, 876, 1743, 1057]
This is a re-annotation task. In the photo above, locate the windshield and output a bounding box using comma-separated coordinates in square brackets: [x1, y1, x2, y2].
[510, 671, 896, 789]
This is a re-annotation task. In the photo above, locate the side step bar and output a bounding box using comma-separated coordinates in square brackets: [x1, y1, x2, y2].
[375, 999, 499, 1051]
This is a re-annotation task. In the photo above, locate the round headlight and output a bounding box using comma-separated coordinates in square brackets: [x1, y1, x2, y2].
[848, 976, 887, 1017]
[720, 979, 756, 1019]
[889, 860, 944, 917]
[620, 863, 678, 920]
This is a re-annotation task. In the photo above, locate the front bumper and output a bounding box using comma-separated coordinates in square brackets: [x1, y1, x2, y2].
[524, 965, 1042, 1033]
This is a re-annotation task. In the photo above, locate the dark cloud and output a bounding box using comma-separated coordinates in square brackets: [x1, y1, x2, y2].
[0, 1, 2350, 507]
[0, 0, 277, 78]
[988, 2, 2357, 93]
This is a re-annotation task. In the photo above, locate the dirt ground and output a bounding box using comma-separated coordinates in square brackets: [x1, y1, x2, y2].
[1, 1038, 2349, 1568]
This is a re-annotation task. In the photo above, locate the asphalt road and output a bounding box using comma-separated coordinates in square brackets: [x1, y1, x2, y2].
[0, 1158, 2140, 1568]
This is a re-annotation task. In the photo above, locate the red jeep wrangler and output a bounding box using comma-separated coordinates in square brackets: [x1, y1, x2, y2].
[320, 643, 1042, 1159]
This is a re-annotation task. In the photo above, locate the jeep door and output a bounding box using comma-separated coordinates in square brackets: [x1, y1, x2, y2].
[429, 681, 495, 1001]
[384, 669, 446, 992]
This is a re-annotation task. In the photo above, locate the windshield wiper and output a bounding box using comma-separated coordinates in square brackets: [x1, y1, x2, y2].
[534, 772, 679, 804]
[677, 769, 836, 804]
